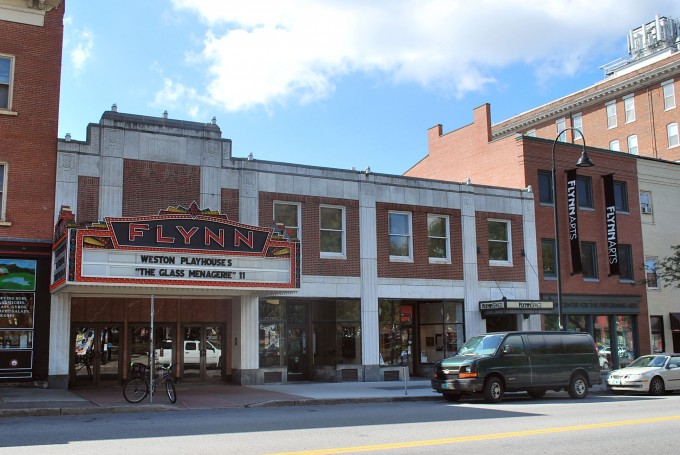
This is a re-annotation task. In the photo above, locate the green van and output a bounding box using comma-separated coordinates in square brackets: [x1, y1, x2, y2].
[431, 331, 602, 403]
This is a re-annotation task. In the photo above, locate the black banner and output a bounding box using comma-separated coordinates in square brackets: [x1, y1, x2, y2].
[565, 169, 582, 274]
[602, 174, 620, 275]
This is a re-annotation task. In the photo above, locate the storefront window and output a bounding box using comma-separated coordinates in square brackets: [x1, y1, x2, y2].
[566, 315, 587, 332]
[418, 301, 463, 364]
[259, 300, 285, 367]
[616, 315, 635, 367]
[379, 300, 401, 365]
[312, 300, 361, 366]
[650, 316, 665, 353]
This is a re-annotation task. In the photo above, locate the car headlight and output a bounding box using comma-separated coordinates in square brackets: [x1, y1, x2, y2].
[626, 374, 642, 381]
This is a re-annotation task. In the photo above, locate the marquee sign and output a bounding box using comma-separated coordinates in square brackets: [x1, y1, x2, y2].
[50, 204, 300, 292]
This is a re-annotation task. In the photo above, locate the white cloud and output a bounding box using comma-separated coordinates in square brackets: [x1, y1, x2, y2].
[164, 0, 680, 111]
[70, 29, 94, 74]
[151, 77, 204, 120]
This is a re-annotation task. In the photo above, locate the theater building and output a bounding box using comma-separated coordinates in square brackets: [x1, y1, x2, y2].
[49, 108, 540, 387]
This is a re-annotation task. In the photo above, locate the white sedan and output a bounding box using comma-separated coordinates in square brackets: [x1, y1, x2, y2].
[607, 354, 680, 395]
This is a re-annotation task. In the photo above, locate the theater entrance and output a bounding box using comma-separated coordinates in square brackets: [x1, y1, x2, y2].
[181, 324, 224, 382]
[71, 324, 121, 387]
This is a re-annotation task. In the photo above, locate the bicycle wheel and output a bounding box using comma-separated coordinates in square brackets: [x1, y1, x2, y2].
[165, 377, 176, 404]
[123, 377, 149, 403]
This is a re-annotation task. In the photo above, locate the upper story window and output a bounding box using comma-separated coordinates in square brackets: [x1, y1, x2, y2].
[580, 242, 598, 280]
[0, 163, 6, 220]
[668, 123, 679, 148]
[319, 205, 345, 257]
[618, 244, 634, 281]
[488, 219, 512, 266]
[541, 238, 556, 278]
[609, 140, 620, 151]
[273, 201, 301, 240]
[0, 55, 14, 110]
[572, 113, 583, 141]
[576, 176, 594, 209]
[623, 95, 636, 123]
[537, 170, 553, 204]
[606, 101, 617, 129]
[556, 117, 566, 142]
[645, 257, 658, 288]
[614, 181, 629, 212]
[389, 211, 412, 261]
[627, 135, 638, 155]
[662, 80, 676, 111]
[427, 214, 450, 263]
[640, 191, 653, 214]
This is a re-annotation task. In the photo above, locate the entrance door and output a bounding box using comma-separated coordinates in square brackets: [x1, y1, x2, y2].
[286, 326, 308, 381]
[72, 325, 121, 387]
[181, 324, 224, 382]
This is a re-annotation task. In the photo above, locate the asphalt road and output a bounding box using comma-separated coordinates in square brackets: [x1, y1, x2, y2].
[3, 391, 680, 454]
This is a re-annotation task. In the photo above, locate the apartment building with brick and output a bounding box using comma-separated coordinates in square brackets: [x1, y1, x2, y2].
[49, 108, 541, 388]
[0, 0, 64, 382]
[406, 15, 680, 366]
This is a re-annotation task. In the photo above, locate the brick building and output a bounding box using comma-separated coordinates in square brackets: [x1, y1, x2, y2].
[0, 0, 64, 381]
[49, 109, 541, 387]
[405, 15, 680, 366]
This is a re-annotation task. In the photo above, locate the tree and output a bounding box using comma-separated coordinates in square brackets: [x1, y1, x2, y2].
[656, 245, 680, 289]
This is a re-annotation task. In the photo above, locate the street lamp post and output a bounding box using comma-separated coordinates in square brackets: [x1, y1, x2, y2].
[551, 128, 594, 330]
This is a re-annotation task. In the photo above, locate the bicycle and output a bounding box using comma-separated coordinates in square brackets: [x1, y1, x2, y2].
[123, 362, 177, 404]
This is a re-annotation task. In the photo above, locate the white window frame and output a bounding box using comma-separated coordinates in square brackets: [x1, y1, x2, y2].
[389, 211, 413, 262]
[0, 163, 7, 221]
[427, 214, 450, 263]
[627, 135, 638, 155]
[640, 191, 653, 214]
[645, 257, 659, 289]
[662, 79, 676, 111]
[273, 201, 301, 241]
[668, 123, 679, 148]
[609, 140, 620, 152]
[488, 219, 512, 266]
[319, 204, 346, 258]
[572, 113, 583, 141]
[606, 101, 617, 129]
[0, 54, 15, 112]
[623, 94, 636, 123]
[556, 117, 566, 142]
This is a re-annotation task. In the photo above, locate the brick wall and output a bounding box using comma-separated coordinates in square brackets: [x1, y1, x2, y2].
[220, 188, 239, 220]
[259, 192, 361, 277]
[475, 212, 526, 283]
[0, 3, 64, 240]
[122, 159, 200, 217]
[376, 202, 463, 280]
[77, 176, 100, 224]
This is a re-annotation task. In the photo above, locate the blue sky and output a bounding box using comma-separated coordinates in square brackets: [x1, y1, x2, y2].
[59, 1, 680, 176]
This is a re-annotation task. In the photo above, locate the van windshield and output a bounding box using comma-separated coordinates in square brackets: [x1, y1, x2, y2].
[458, 335, 503, 355]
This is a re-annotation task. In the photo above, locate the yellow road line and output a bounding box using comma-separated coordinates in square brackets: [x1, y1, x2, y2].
[265, 415, 680, 455]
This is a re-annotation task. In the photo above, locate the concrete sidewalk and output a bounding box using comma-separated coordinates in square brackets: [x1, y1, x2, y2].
[0, 378, 438, 417]
[1, 376, 609, 418]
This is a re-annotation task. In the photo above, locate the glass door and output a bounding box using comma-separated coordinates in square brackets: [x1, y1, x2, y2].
[181, 324, 224, 382]
[72, 324, 121, 387]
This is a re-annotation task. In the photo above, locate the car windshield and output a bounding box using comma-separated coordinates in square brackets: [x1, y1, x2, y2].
[458, 335, 503, 355]
[628, 355, 668, 368]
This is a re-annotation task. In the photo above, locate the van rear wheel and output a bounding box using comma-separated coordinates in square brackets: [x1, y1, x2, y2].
[483, 377, 504, 403]
[568, 373, 588, 399]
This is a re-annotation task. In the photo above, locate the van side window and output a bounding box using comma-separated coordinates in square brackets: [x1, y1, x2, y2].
[563, 335, 590, 353]
[527, 334, 565, 355]
[503, 335, 525, 354]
